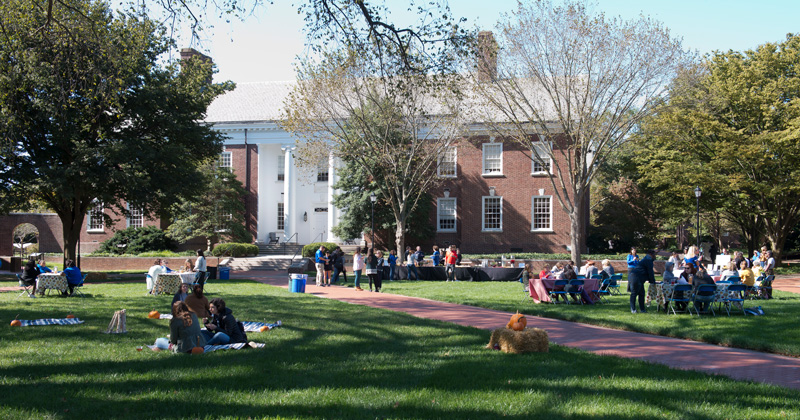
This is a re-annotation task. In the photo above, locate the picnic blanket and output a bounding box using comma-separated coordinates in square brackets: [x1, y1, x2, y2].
[146, 342, 265, 353]
[19, 318, 84, 327]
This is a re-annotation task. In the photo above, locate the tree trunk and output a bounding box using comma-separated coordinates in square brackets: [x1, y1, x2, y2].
[59, 212, 85, 265]
[765, 231, 788, 264]
[394, 218, 406, 262]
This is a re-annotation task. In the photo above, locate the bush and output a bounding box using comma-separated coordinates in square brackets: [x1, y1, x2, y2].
[211, 243, 259, 257]
[302, 242, 339, 258]
[96, 226, 175, 255]
[137, 250, 195, 258]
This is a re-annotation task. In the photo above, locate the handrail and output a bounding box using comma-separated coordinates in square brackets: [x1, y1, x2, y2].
[284, 232, 299, 257]
[311, 232, 324, 244]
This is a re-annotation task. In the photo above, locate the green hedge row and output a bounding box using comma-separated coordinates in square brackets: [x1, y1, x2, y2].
[211, 243, 258, 257]
[302, 242, 339, 258]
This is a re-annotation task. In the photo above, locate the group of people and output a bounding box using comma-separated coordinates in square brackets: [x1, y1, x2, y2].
[18, 255, 83, 297]
[146, 250, 207, 294]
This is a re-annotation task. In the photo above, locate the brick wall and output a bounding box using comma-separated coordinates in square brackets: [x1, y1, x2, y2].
[80, 208, 161, 253]
[226, 143, 259, 239]
[0, 213, 64, 255]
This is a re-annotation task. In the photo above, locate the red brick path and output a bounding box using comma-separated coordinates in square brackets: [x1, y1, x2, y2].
[235, 271, 800, 390]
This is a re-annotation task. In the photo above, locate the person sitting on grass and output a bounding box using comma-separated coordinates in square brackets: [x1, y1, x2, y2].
[185, 284, 210, 319]
[172, 283, 189, 305]
[62, 259, 83, 296]
[154, 301, 207, 352]
[202, 298, 245, 345]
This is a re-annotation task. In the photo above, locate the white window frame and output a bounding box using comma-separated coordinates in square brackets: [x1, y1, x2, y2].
[482, 196, 503, 232]
[531, 195, 553, 232]
[530, 141, 552, 175]
[437, 198, 457, 232]
[277, 153, 285, 181]
[277, 202, 285, 231]
[437, 146, 457, 178]
[87, 202, 104, 232]
[482, 142, 503, 176]
[127, 205, 144, 229]
[218, 151, 232, 169]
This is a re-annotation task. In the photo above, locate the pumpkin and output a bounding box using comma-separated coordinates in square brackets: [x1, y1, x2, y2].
[259, 326, 270, 332]
[148, 310, 160, 319]
[66, 314, 76, 319]
[507, 312, 527, 331]
[10, 319, 21, 327]
[191, 347, 204, 354]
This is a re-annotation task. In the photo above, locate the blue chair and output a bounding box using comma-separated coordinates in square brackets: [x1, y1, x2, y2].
[519, 277, 532, 303]
[591, 278, 611, 303]
[608, 274, 623, 295]
[756, 275, 775, 299]
[590, 274, 603, 280]
[568, 279, 585, 304]
[666, 284, 693, 315]
[725, 275, 741, 284]
[71, 274, 88, 298]
[549, 279, 570, 304]
[722, 284, 746, 316]
[576, 275, 586, 280]
[692, 284, 717, 316]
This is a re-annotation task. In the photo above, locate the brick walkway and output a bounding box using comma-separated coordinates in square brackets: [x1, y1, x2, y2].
[235, 271, 800, 390]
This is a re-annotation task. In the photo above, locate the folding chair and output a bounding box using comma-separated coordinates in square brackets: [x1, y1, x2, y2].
[606, 274, 622, 295]
[576, 275, 586, 280]
[758, 275, 775, 299]
[721, 284, 746, 316]
[568, 279, 585, 304]
[549, 279, 570, 304]
[16, 274, 35, 298]
[590, 274, 603, 280]
[71, 274, 88, 297]
[746, 275, 764, 299]
[519, 277, 532, 303]
[666, 284, 693, 315]
[692, 284, 717, 316]
[591, 278, 611, 304]
[725, 275, 741, 284]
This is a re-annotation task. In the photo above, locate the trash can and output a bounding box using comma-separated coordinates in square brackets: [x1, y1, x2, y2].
[9, 257, 21, 273]
[218, 267, 230, 280]
[290, 274, 307, 293]
[207, 266, 217, 280]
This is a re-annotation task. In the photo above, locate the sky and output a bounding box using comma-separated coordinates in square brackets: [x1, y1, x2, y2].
[178, 0, 800, 84]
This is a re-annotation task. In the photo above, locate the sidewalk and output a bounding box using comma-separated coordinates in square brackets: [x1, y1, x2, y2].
[234, 270, 800, 390]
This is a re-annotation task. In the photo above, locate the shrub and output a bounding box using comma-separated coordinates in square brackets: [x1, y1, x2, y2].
[212, 243, 259, 257]
[302, 242, 339, 258]
[96, 226, 176, 255]
[137, 250, 195, 258]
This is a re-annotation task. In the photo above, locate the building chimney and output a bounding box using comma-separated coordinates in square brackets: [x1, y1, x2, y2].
[476, 31, 497, 83]
[180, 48, 213, 84]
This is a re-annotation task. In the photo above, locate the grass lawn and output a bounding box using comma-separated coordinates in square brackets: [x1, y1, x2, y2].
[377, 280, 800, 357]
[0, 280, 798, 419]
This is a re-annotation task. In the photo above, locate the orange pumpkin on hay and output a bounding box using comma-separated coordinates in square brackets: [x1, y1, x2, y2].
[506, 312, 527, 331]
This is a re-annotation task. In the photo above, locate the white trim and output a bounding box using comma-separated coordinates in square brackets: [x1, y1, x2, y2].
[437, 197, 457, 232]
[530, 141, 552, 175]
[482, 143, 503, 176]
[87, 202, 104, 232]
[531, 195, 553, 232]
[437, 146, 457, 178]
[219, 151, 232, 169]
[481, 196, 503, 232]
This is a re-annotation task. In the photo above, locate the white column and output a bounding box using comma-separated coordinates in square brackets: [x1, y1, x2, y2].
[282, 145, 295, 243]
[326, 151, 339, 243]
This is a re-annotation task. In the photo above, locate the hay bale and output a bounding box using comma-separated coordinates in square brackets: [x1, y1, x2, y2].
[486, 327, 549, 354]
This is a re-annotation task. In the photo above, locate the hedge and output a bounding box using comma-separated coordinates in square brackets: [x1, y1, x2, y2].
[302, 242, 339, 258]
[212, 243, 259, 257]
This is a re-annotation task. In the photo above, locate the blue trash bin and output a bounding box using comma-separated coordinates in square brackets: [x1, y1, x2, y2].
[290, 274, 307, 293]
[218, 267, 230, 280]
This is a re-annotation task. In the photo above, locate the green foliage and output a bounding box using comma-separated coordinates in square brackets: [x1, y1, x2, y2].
[166, 165, 251, 251]
[0, 0, 233, 262]
[589, 177, 659, 251]
[96, 226, 175, 255]
[211, 243, 259, 257]
[136, 250, 195, 258]
[302, 242, 339, 258]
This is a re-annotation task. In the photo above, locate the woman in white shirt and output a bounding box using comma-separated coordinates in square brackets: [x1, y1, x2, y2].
[352, 248, 365, 291]
[194, 250, 207, 286]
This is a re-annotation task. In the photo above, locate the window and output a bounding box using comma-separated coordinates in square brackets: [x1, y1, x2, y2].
[482, 143, 502, 175]
[277, 203, 285, 231]
[218, 151, 232, 169]
[128, 207, 143, 229]
[531, 196, 552, 231]
[277, 153, 285, 181]
[438, 147, 457, 177]
[531, 142, 552, 174]
[88, 202, 104, 232]
[437, 198, 457, 232]
[317, 169, 329, 182]
[482, 196, 502, 231]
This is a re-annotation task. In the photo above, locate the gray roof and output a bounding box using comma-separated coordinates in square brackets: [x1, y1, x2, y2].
[205, 81, 295, 123]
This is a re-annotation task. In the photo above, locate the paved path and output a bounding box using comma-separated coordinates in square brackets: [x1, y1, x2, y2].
[234, 271, 800, 390]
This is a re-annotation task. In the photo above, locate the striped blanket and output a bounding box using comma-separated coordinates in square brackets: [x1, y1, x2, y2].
[157, 316, 281, 332]
[20, 318, 84, 327]
[146, 342, 265, 353]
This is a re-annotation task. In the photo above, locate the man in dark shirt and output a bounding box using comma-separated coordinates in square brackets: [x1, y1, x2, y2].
[628, 250, 656, 313]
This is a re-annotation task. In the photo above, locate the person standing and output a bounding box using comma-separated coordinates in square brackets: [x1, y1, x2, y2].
[353, 247, 365, 291]
[314, 245, 328, 287]
[194, 250, 207, 286]
[387, 249, 398, 281]
[444, 245, 458, 282]
[405, 246, 418, 280]
[431, 245, 441, 267]
[414, 246, 425, 280]
[627, 248, 640, 269]
[331, 247, 345, 284]
[668, 251, 680, 269]
[628, 249, 656, 313]
[323, 251, 333, 287]
[366, 248, 380, 292]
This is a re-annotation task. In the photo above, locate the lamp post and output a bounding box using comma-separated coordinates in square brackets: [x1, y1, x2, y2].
[694, 186, 702, 251]
[370, 192, 377, 248]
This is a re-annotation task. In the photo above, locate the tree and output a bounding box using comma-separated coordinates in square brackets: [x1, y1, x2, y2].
[166, 165, 251, 251]
[471, 0, 690, 265]
[634, 34, 800, 261]
[0, 0, 232, 261]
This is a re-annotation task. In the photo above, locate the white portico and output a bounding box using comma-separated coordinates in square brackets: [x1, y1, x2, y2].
[204, 81, 343, 245]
